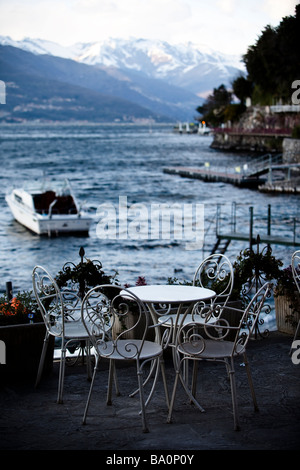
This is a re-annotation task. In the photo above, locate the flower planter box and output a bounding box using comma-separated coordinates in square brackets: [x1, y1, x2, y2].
[275, 293, 300, 335]
[0, 322, 54, 383]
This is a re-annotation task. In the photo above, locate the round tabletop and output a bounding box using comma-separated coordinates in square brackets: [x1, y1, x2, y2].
[126, 284, 215, 304]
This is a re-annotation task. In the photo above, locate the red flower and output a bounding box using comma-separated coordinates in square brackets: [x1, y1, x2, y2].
[0, 297, 28, 316]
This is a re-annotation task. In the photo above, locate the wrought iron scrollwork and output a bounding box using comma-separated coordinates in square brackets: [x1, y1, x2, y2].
[237, 237, 275, 338]
[54, 247, 115, 364]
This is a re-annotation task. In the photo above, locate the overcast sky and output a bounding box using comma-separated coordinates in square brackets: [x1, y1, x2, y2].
[0, 0, 298, 56]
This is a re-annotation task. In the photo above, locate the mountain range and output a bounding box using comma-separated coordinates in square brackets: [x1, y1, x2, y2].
[0, 36, 244, 123]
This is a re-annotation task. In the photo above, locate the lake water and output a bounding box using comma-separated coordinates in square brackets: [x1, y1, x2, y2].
[0, 122, 299, 330]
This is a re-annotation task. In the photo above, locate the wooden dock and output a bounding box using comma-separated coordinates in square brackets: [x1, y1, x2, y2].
[216, 232, 299, 248]
[163, 166, 265, 188]
[164, 156, 300, 193]
[210, 204, 300, 255]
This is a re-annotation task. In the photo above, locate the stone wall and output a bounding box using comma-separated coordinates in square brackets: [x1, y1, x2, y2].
[210, 105, 300, 153]
[282, 138, 300, 163]
[210, 132, 284, 153]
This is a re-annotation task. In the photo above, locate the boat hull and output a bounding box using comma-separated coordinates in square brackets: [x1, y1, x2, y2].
[5, 194, 92, 235]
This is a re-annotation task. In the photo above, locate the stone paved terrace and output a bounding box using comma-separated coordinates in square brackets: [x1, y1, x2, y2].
[0, 332, 299, 453]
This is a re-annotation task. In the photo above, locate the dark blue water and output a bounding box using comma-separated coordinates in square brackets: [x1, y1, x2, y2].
[0, 122, 299, 329]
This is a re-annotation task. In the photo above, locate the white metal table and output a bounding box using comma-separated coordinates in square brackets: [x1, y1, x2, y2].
[126, 284, 215, 305]
[125, 284, 216, 410]
[126, 284, 216, 338]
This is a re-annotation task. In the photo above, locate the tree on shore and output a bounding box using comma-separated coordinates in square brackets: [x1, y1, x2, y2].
[196, 5, 300, 126]
[196, 84, 232, 127]
[243, 4, 300, 104]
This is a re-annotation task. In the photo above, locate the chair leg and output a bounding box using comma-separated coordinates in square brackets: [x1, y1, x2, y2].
[228, 357, 240, 431]
[167, 369, 180, 423]
[290, 319, 300, 356]
[243, 352, 259, 411]
[137, 362, 149, 433]
[168, 357, 205, 424]
[82, 356, 99, 424]
[35, 332, 50, 388]
[191, 359, 198, 398]
[160, 357, 170, 409]
[114, 364, 120, 396]
[85, 340, 92, 381]
[129, 358, 157, 399]
[107, 359, 115, 405]
[57, 346, 67, 404]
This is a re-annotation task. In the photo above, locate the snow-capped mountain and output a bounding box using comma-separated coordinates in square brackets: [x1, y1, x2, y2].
[0, 36, 76, 59]
[0, 36, 244, 97]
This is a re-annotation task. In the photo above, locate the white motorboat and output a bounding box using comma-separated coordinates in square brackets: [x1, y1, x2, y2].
[5, 179, 93, 236]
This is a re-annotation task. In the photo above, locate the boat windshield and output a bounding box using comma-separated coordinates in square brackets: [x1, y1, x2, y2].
[33, 191, 78, 215]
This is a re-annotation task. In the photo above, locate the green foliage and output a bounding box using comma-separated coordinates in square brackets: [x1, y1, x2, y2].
[168, 246, 299, 325]
[243, 6, 300, 103]
[55, 259, 118, 295]
[232, 75, 254, 104]
[196, 6, 300, 119]
[168, 247, 283, 301]
[196, 84, 232, 126]
[223, 103, 246, 123]
[231, 248, 282, 300]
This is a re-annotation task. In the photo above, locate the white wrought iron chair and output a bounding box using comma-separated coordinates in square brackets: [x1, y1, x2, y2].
[33, 265, 93, 404]
[167, 282, 272, 431]
[81, 284, 169, 433]
[157, 254, 234, 385]
[290, 250, 300, 355]
[192, 253, 234, 318]
[159, 253, 234, 328]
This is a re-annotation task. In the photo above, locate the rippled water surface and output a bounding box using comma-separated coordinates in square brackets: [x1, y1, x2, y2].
[0, 122, 299, 326]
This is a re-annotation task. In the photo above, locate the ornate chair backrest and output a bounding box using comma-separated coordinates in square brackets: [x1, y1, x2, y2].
[81, 285, 151, 360]
[205, 281, 271, 352]
[32, 265, 65, 337]
[177, 282, 271, 358]
[292, 250, 300, 294]
[193, 254, 234, 318]
[232, 281, 271, 353]
[32, 265, 82, 337]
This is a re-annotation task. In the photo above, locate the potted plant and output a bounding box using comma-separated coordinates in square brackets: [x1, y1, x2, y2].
[168, 244, 281, 338]
[53, 249, 119, 353]
[55, 256, 118, 298]
[0, 290, 54, 382]
[0, 290, 42, 326]
[274, 265, 300, 335]
[230, 246, 281, 301]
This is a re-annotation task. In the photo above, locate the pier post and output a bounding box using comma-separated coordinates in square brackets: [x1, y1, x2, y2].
[216, 204, 221, 236]
[267, 204, 271, 251]
[268, 155, 272, 184]
[231, 202, 237, 233]
[249, 207, 253, 250]
[6, 281, 13, 301]
[267, 204, 271, 236]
